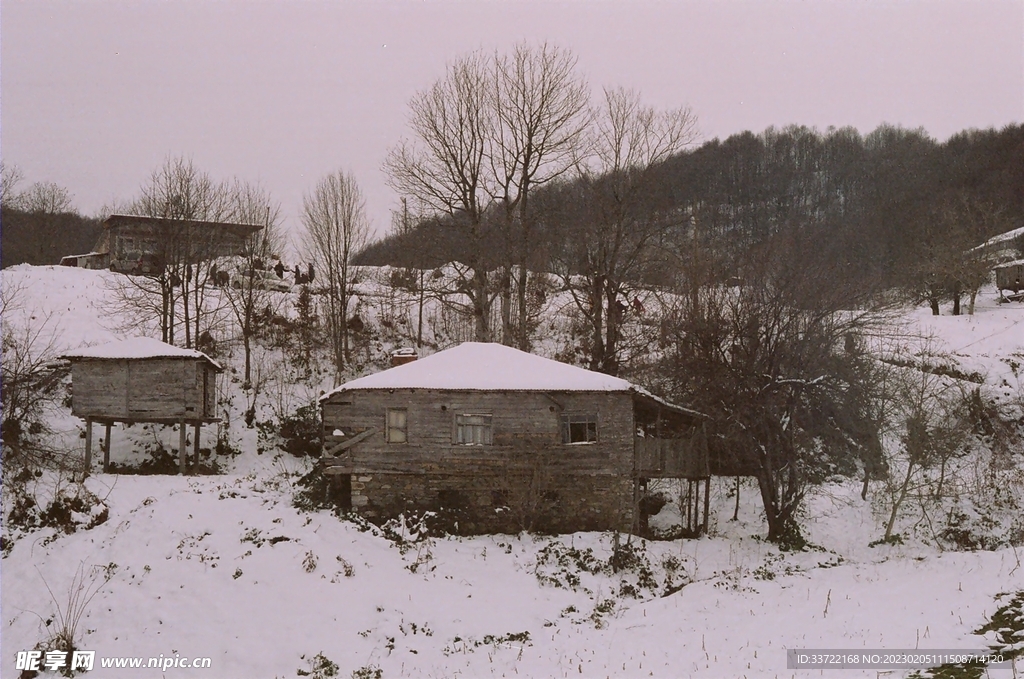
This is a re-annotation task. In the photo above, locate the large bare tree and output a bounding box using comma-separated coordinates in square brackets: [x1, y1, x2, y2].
[222, 180, 284, 389]
[0, 161, 24, 206]
[385, 52, 498, 342]
[554, 87, 699, 374]
[302, 170, 369, 378]
[12, 181, 74, 214]
[490, 42, 590, 349]
[661, 231, 886, 546]
[125, 156, 231, 347]
[387, 44, 593, 347]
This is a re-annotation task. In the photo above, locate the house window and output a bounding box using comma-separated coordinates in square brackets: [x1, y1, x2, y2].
[561, 413, 597, 444]
[386, 408, 407, 443]
[456, 413, 492, 445]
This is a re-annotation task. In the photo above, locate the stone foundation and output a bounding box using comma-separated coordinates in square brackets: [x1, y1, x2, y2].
[351, 472, 634, 534]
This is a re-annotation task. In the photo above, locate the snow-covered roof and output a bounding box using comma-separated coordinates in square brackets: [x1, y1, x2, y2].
[323, 342, 702, 417]
[63, 337, 222, 370]
[971, 225, 1024, 252]
[60, 252, 104, 260]
[994, 258, 1024, 270]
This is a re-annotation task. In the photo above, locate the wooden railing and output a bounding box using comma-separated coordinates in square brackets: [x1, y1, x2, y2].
[635, 434, 709, 478]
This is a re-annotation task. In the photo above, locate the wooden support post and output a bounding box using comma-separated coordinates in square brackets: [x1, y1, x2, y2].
[83, 418, 93, 478]
[179, 421, 187, 475]
[685, 480, 691, 533]
[703, 478, 711, 534]
[692, 480, 699, 533]
[733, 476, 741, 521]
[626, 475, 634, 540]
[103, 422, 112, 473]
[193, 423, 201, 471]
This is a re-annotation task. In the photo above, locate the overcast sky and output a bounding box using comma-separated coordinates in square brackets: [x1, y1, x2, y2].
[2, 1, 1022, 246]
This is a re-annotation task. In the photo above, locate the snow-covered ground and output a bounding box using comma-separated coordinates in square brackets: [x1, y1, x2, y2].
[2, 264, 1023, 678]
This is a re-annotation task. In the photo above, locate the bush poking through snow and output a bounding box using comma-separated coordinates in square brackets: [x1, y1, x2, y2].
[868, 533, 905, 548]
[3, 469, 108, 552]
[976, 591, 1024, 662]
[334, 555, 355, 578]
[278, 403, 323, 458]
[908, 590, 1024, 678]
[296, 652, 340, 678]
[37, 562, 115, 671]
[442, 631, 531, 655]
[108, 436, 221, 475]
[533, 537, 663, 600]
[292, 468, 351, 514]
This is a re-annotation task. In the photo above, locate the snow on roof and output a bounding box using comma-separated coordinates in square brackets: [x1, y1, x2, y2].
[994, 258, 1024, 269]
[323, 342, 702, 416]
[60, 252, 104, 260]
[971, 225, 1024, 252]
[63, 337, 222, 370]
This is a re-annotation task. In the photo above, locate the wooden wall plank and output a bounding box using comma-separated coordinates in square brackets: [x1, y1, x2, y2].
[322, 389, 636, 475]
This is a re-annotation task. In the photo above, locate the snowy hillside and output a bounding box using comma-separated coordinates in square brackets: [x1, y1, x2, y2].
[2, 264, 1023, 679]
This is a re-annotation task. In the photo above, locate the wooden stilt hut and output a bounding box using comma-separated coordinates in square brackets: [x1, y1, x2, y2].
[63, 337, 222, 476]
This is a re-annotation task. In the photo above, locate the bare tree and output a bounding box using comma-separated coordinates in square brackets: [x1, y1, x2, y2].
[910, 193, 1010, 316]
[302, 170, 370, 378]
[879, 352, 970, 542]
[14, 182, 74, 214]
[944, 195, 1012, 315]
[120, 156, 231, 347]
[0, 281, 68, 469]
[385, 52, 500, 342]
[661, 231, 886, 546]
[1, 161, 25, 206]
[386, 44, 593, 348]
[222, 181, 284, 389]
[490, 42, 591, 349]
[553, 87, 699, 374]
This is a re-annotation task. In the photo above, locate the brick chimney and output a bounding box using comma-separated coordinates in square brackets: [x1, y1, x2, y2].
[390, 348, 418, 367]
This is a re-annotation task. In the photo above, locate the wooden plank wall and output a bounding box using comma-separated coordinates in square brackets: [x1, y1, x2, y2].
[71, 360, 129, 418]
[323, 389, 635, 476]
[72, 357, 210, 420]
[996, 263, 1023, 291]
[202, 365, 216, 417]
[634, 435, 710, 478]
[127, 358, 189, 418]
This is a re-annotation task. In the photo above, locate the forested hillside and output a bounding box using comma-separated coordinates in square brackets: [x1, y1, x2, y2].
[0, 206, 103, 269]
[358, 123, 1024, 296]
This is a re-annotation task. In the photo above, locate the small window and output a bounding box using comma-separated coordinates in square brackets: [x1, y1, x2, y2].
[456, 413, 492, 445]
[386, 408, 407, 443]
[561, 413, 597, 444]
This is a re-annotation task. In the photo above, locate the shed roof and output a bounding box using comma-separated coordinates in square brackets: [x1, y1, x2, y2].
[971, 225, 1024, 253]
[63, 337, 222, 371]
[994, 258, 1024, 270]
[323, 342, 702, 417]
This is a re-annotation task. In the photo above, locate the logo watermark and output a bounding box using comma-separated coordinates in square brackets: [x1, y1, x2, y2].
[16, 650, 212, 672]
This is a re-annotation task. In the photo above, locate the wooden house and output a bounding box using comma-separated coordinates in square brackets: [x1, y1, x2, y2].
[61, 214, 262, 274]
[320, 342, 708, 535]
[64, 337, 222, 475]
